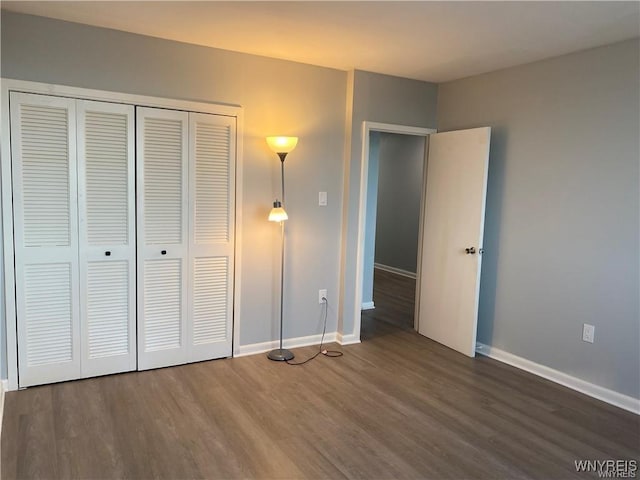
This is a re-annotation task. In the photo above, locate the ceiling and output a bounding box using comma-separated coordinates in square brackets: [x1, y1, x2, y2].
[2, 1, 639, 83]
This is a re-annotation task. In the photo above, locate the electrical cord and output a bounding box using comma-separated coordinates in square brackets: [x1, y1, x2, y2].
[285, 297, 343, 365]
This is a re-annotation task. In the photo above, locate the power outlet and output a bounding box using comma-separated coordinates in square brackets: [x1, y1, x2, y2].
[582, 323, 595, 343]
[318, 289, 327, 304]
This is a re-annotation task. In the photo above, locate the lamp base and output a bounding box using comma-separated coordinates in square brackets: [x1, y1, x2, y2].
[267, 348, 294, 362]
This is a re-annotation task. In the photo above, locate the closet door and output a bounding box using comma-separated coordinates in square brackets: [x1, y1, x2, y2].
[77, 100, 136, 377]
[187, 113, 235, 362]
[10, 92, 81, 387]
[137, 107, 189, 370]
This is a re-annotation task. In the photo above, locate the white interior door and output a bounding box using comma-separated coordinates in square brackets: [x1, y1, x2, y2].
[187, 112, 235, 362]
[417, 127, 491, 357]
[136, 107, 189, 370]
[77, 100, 136, 377]
[11, 92, 81, 387]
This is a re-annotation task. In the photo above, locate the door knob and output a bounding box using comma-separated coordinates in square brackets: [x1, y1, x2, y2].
[465, 247, 476, 254]
[105, 251, 111, 256]
[161, 250, 167, 255]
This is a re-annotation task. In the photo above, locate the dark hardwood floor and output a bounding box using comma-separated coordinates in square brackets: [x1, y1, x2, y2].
[2, 269, 639, 479]
[362, 268, 416, 334]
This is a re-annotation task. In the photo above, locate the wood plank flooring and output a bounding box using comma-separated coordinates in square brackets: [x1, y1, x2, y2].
[2, 269, 639, 479]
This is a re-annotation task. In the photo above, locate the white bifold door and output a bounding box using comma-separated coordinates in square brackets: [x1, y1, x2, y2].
[11, 94, 235, 386]
[11, 93, 136, 387]
[137, 107, 235, 370]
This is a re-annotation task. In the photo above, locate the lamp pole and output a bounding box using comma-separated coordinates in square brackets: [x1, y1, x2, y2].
[279, 152, 286, 205]
[277, 218, 286, 353]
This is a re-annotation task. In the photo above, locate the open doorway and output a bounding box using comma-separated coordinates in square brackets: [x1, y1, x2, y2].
[354, 123, 491, 358]
[360, 127, 430, 340]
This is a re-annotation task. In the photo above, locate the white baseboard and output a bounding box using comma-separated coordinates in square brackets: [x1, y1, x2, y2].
[361, 301, 375, 310]
[336, 332, 361, 346]
[235, 332, 338, 358]
[476, 343, 640, 415]
[374, 263, 417, 279]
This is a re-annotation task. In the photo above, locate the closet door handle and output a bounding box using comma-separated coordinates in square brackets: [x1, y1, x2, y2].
[105, 251, 111, 256]
[161, 250, 167, 255]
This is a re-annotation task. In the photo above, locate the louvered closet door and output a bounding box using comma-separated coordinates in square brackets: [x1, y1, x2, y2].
[187, 113, 235, 362]
[10, 92, 81, 387]
[137, 107, 189, 370]
[77, 100, 136, 377]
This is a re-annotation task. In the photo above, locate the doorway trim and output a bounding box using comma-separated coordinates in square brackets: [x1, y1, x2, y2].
[351, 121, 436, 341]
[1, 78, 244, 391]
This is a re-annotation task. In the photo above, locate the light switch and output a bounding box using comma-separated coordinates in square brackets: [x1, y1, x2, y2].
[319, 191, 327, 206]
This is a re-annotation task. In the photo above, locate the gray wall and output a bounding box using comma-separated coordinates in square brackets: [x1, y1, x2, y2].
[1, 12, 347, 378]
[438, 39, 640, 399]
[340, 70, 438, 336]
[375, 133, 425, 273]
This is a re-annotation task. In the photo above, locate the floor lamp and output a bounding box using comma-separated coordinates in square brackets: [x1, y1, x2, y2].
[266, 136, 298, 362]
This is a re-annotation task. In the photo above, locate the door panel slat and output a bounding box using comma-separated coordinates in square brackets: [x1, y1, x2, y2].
[192, 257, 228, 345]
[20, 104, 71, 248]
[143, 259, 183, 351]
[86, 261, 130, 359]
[85, 110, 130, 245]
[195, 123, 231, 244]
[24, 263, 73, 366]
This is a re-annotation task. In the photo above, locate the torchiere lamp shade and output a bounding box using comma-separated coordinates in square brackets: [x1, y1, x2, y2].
[266, 136, 298, 154]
